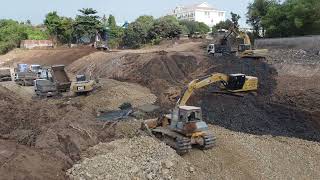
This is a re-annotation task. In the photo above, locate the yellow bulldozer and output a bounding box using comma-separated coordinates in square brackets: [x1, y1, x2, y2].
[142, 73, 258, 155]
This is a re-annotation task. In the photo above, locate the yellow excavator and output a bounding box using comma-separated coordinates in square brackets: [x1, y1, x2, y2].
[142, 73, 258, 155]
[235, 30, 268, 58]
[208, 25, 268, 58]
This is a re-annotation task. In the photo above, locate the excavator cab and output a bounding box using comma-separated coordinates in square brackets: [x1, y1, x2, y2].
[226, 74, 246, 90]
[238, 44, 251, 52]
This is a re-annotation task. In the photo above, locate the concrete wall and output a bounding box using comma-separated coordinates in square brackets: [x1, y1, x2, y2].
[254, 36, 320, 49]
[20, 40, 53, 49]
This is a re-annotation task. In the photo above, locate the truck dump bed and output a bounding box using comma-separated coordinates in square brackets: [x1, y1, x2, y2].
[51, 65, 71, 92]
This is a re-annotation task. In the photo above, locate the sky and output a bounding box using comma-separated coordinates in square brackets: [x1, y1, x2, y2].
[0, 0, 252, 27]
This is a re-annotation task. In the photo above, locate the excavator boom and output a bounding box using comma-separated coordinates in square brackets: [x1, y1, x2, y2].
[177, 73, 258, 106]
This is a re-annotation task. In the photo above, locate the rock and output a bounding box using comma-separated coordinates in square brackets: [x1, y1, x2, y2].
[189, 167, 195, 173]
[163, 160, 174, 169]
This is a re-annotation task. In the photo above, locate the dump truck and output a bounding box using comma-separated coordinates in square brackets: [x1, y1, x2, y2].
[50, 65, 71, 92]
[34, 79, 58, 97]
[14, 72, 37, 86]
[0, 68, 12, 82]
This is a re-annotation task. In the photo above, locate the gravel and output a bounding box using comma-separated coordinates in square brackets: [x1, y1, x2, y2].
[67, 136, 196, 180]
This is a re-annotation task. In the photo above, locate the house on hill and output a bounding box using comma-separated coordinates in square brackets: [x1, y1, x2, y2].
[172, 2, 226, 27]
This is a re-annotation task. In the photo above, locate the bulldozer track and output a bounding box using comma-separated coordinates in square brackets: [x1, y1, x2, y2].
[176, 137, 192, 155]
[201, 134, 215, 150]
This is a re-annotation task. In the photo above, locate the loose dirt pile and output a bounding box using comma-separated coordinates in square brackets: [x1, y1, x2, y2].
[0, 48, 95, 67]
[73, 79, 157, 112]
[0, 86, 113, 180]
[0, 140, 66, 180]
[68, 51, 201, 107]
[67, 137, 199, 180]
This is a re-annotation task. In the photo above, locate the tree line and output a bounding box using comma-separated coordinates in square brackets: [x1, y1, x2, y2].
[247, 0, 320, 37]
[213, 0, 320, 38]
[1, 1, 319, 54]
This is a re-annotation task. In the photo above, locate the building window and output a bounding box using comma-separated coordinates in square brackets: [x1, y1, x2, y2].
[218, 12, 224, 17]
[205, 11, 210, 16]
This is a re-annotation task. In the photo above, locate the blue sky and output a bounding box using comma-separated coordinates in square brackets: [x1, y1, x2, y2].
[0, 0, 252, 27]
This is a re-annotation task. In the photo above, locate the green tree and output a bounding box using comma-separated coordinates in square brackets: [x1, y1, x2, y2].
[104, 15, 124, 48]
[44, 11, 73, 44]
[231, 12, 241, 28]
[0, 19, 28, 54]
[246, 0, 276, 37]
[259, 0, 320, 37]
[44, 11, 61, 42]
[123, 22, 146, 48]
[212, 19, 233, 32]
[136, 15, 154, 30]
[73, 8, 102, 43]
[179, 20, 210, 35]
[25, 27, 48, 40]
[148, 16, 182, 40]
[107, 15, 116, 28]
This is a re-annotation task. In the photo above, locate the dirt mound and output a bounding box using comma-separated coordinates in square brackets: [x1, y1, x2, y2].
[71, 78, 157, 112]
[68, 51, 200, 107]
[0, 140, 66, 180]
[67, 137, 200, 180]
[0, 48, 95, 66]
[0, 86, 112, 179]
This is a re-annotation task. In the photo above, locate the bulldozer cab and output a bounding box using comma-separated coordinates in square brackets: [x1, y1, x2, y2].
[178, 106, 202, 122]
[170, 106, 208, 134]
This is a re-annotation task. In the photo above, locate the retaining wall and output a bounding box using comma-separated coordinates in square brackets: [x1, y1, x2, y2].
[20, 40, 53, 49]
[255, 36, 320, 49]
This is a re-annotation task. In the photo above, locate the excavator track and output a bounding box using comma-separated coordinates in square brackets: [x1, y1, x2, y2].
[201, 134, 215, 150]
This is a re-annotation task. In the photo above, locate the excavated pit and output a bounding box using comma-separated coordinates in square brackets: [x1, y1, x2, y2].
[67, 48, 320, 142]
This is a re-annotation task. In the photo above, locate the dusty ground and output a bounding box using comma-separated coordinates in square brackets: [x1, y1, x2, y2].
[0, 39, 320, 179]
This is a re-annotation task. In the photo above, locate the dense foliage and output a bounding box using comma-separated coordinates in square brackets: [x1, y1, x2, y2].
[212, 12, 240, 33]
[179, 20, 210, 35]
[0, 19, 48, 54]
[247, 0, 320, 37]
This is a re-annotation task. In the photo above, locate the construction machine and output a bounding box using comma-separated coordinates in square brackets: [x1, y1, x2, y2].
[142, 73, 258, 155]
[70, 74, 95, 95]
[94, 30, 109, 51]
[208, 25, 268, 58]
[34, 79, 59, 97]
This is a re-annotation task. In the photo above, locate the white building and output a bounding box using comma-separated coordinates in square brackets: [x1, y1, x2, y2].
[172, 2, 226, 27]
